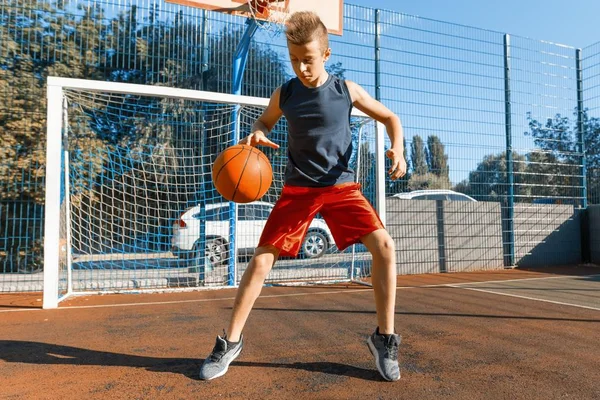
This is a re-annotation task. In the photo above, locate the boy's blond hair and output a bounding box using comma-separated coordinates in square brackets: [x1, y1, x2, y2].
[285, 11, 329, 52]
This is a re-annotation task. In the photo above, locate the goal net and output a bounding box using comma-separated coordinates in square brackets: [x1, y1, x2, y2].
[43, 78, 386, 308]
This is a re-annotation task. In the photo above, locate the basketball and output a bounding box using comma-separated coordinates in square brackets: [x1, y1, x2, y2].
[212, 144, 273, 203]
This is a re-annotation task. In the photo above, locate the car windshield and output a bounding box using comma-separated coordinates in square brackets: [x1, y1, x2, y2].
[196, 204, 274, 221]
[194, 206, 229, 221]
[417, 194, 447, 201]
[239, 204, 272, 220]
[447, 194, 470, 201]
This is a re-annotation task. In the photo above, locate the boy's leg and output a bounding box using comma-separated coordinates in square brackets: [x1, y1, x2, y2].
[200, 185, 322, 380]
[360, 229, 396, 335]
[318, 184, 400, 381]
[199, 245, 279, 380]
[227, 245, 280, 341]
[361, 228, 401, 382]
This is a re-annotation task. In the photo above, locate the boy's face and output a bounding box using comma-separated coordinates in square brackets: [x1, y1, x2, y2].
[288, 39, 331, 87]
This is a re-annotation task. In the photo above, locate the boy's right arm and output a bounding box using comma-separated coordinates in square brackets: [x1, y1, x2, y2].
[239, 87, 282, 149]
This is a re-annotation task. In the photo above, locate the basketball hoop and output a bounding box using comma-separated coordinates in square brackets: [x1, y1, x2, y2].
[246, 0, 289, 36]
[164, 1, 343, 36]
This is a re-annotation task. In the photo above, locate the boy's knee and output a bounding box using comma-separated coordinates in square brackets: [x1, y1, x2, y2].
[365, 230, 395, 259]
[378, 235, 395, 257]
[255, 245, 280, 258]
[249, 245, 279, 274]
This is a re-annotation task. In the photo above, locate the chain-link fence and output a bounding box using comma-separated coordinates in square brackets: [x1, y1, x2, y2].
[1, 0, 598, 292]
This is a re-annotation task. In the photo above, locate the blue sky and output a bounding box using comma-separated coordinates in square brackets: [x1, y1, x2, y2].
[95, 0, 596, 186]
[336, 0, 597, 186]
[351, 0, 599, 48]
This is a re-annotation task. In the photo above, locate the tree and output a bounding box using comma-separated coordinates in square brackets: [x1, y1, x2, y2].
[582, 111, 600, 203]
[1, 0, 116, 269]
[202, 27, 289, 97]
[464, 151, 528, 202]
[583, 111, 600, 170]
[0, 0, 112, 203]
[404, 134, 450, 191]
[410, 135, 428, 175]
[426, 135, 449, 179]
[453, 179, 470, 195]
[408, 172, 450, 191]
[357, 142, 377, 201]
[525, 112, 582, 200]
[526, 112, 575, 157]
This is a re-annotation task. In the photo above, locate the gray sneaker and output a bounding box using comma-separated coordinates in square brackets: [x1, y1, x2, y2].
[367, 328, 401, 381]
[199, 334, 244, 380]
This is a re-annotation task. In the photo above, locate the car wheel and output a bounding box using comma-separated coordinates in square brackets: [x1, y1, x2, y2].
[194, 238, 228, 269]
[301, 230, 328, 259]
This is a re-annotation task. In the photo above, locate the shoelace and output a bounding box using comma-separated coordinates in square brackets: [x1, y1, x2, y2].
[209, 337, 228, 362]
[385, 336, 399, 361]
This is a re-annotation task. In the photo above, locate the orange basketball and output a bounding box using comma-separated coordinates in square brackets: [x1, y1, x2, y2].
[212, 144, 273, 203]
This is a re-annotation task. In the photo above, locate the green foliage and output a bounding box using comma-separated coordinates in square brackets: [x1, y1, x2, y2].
[460, 109, 599, 204]
[0, 0, 293, 263]
[407, 172, 450, 191]
[525, 111, 591, 202]
[410, 135, 428, 175]
[1, 0, 115, 200]
[202, 27, 289, 97]
[1, 0, 290, 200]
[461, 151, 528, 201]
[426, 135, 449, 178]
[399, 134, 450, 194]
[358, 142, 376, 199]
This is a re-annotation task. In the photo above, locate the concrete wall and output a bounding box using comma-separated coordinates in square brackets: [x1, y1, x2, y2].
[386, 199, 581, 275]
[514, 204, 582, 267]
[386, 199, 504, 275]
[589, 206, 600, 264]
[386, 199, 440, 275]
[444, 201, 504, 272]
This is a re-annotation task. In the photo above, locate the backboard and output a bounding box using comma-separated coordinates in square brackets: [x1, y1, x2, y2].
[165, 0, 343, 35]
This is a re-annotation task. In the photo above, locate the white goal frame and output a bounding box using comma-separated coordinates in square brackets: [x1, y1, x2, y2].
[43, 77, 387, 309]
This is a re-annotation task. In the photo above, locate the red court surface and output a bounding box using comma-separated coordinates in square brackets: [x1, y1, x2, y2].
[1, 266, 599, 399]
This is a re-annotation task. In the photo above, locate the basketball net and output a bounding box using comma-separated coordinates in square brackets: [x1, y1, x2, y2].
[246, 0, 289, 36]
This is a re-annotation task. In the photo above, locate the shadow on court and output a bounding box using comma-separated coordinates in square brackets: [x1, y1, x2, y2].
[248, 307, 600, 323]
[0, 341, 381, 382]
[1, 267, 600, 399]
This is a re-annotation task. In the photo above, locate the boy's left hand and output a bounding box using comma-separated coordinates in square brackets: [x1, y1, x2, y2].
[386, 148, 407, 180]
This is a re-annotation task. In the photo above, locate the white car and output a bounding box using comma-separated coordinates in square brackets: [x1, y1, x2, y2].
[171, 201, 335, 266]
[391, 189, 477, 202]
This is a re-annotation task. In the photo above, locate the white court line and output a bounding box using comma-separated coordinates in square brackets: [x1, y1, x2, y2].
[450, 273, 600, 311]
[448, 274, 600, 287]
[453, 286, 600, 312]
[0, 282, 466, 313]
[0, 307, 43, 313]
[0, 288, 373, 313]
[2, 274, 598, 313]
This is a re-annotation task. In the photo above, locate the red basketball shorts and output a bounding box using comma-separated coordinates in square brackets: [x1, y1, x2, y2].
[258, 182, 385, 257]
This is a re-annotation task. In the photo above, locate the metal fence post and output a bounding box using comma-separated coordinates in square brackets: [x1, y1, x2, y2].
[576, 48, 587, 209]
[503, 34, 515, 267]
[374, 10, 386, 223]
[228, 19, 259, 286]
[375, 9, 381, 102]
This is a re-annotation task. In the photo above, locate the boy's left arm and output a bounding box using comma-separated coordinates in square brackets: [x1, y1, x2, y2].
[345, 80, 407, 180]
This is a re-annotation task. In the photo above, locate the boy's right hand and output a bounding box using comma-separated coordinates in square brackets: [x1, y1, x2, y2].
[239, 132, 280, 149]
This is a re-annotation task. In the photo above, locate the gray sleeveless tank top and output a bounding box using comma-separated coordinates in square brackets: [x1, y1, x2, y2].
[279, 74, 356, 187]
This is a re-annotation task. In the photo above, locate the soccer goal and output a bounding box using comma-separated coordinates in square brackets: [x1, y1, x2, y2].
[43, 77, 387, 308]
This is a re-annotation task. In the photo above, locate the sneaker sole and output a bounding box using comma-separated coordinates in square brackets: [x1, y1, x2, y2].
[200, 343, 244, 381]
[367, 336, 400, 382]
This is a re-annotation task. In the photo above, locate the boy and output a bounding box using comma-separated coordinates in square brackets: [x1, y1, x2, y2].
[200, 11, 406, 382]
